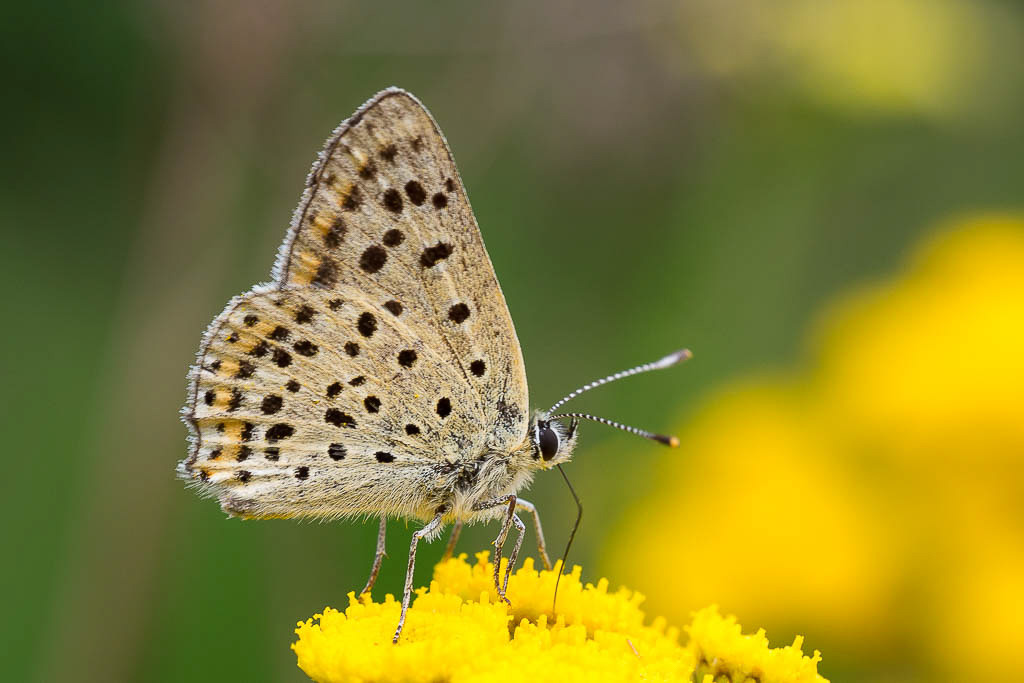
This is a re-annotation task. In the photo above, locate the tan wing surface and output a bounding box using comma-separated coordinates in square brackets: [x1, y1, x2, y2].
[180, 89, 529, 520]
[277, 89, 528, 446]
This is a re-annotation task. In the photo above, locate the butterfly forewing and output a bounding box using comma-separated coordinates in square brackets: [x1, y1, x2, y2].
[181, 89, 530, 521]
[280, 89, 528, 448]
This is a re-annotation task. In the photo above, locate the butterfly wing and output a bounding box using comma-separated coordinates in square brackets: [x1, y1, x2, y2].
[180, 89, 530, 521]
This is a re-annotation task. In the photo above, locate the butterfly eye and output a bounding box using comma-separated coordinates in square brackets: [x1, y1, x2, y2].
[538, 422, 560, 461]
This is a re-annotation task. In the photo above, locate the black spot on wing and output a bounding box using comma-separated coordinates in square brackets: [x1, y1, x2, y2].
[272, 348, 292, 368]
[357, 312, 377, 337]
[325, 408, 356, 428]
[405, 180, 426, 206]
[383, 228, 404, 247]
[261, 394, 283, 415]
[448, 303, 470, 324]
[342, 186, 362, 211]
[313, 257, 339, 288]
[359, 245, 388, 273]
[248, 340, 269, 358]
[295, 305, 316, 324]
[240, 423, 255, 442]
[420, 242, 453, 268]
[358, 161, 377, 179]
[293, 340, 318, 357]
[324, 218, 346, 248]
[382, 188, 403, 213]
[266, 423, 295, 442]
[436, 397, 451, 419]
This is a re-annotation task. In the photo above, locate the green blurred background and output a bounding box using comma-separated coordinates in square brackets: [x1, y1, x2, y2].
[4, 1, 1023, 681]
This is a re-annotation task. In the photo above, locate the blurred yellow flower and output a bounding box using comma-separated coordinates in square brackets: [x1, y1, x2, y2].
[293, 553, 828, 683]
[608, 215, 1024, 679]
[665, 0, 1019, 119]
[817, 216, 1024, 463]
[613, 381, 900, 651]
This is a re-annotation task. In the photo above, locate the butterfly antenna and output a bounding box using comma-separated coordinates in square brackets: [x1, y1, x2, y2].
[547, 349, 692, 415]
[553, 464, 582, 612]
[550, 412, 680, 447]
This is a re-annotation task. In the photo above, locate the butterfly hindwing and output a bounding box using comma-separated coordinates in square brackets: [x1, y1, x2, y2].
[183, 285, 482, 519]
[180, 89, 530, 521]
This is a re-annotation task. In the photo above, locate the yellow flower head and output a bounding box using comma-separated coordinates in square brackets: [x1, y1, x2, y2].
[292, 553, 828, 683]
[609, 214, 1024, 680]
[688, 606, 826, 683]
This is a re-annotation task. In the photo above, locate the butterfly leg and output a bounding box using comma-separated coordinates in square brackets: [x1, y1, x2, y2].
[500, 512, 526, 600]
[441, 519, 464, 562]
[472, 495, 524, 604]
[515, 499, 552, 571]
[359, 516, 387, 597]
[393, 508, 447, 644]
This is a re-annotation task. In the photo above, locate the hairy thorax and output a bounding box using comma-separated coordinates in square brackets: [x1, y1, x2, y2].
[427, 438, 537, 521]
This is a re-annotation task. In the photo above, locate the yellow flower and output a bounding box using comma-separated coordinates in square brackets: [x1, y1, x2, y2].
[608, 215, 1024, 680]
[816, 215, 1024, 464]
[611, 381, 900, 650]
[688, 606, 826, 683]
[292, 553, 828, 683]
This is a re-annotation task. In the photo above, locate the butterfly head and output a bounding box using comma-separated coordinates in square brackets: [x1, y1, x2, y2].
[525, 349, 693, 472]
[529, 412, 579, 468]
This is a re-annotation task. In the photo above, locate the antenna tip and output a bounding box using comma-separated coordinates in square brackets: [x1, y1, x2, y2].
[656, 348, 693, 368]
[653, 434, 681, 447]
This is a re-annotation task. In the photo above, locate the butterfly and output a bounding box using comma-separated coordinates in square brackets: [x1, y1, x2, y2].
[179, 88, 690, 642]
